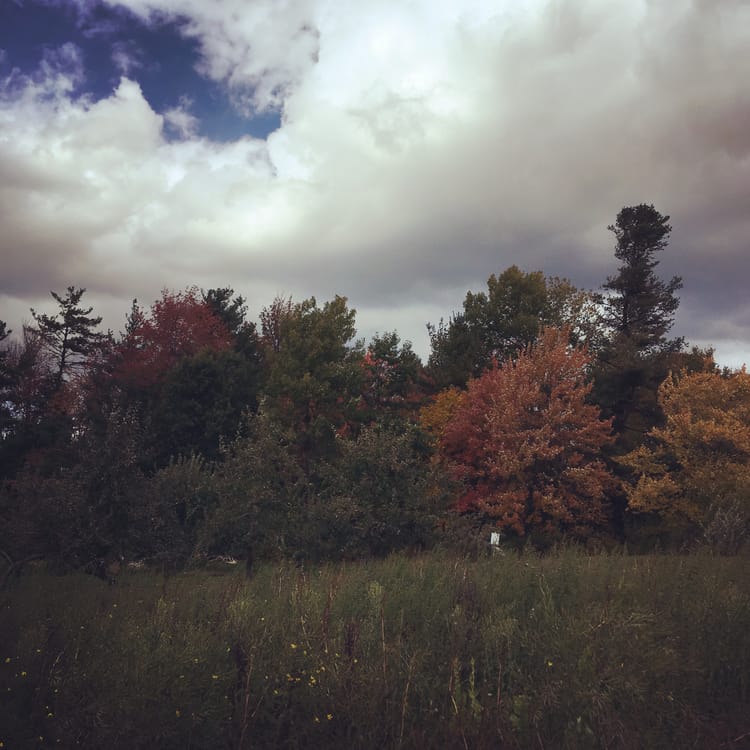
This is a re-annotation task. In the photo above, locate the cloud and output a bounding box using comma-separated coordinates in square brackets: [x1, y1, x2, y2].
[111, 40, 143, 75]
[107, 0, 320, 113]
[1, 41, 86, 99]
[163, 96, 199, 139]
[1, 0, 749, 367]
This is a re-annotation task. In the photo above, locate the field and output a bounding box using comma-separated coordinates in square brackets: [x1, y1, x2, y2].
[1, 548, 749, 749]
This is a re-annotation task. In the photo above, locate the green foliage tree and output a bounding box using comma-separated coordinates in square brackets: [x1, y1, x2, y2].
[201, 410, 310, 560]
[314, 421, 443, 558]
[202, 286, 264, 359]
[262, 295, 364, 461]
[602, 205, 683, 352]
[428, 267, 598, 388]
[151, 348, 264, 463]
[259, 295, 293, 353]
[0, 405, 153, 569]
[593, 205, 685, 453]
[360, 331, 426, 424]
[30, 287, 106, 387]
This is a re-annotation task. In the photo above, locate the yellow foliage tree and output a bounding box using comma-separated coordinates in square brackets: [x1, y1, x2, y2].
[622, 367, 750, 529]
[419, 386, 467, 443]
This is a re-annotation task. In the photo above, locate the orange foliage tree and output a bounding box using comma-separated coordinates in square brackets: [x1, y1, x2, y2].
[622, 367, 750, 530]
[441, 327, 615, 539]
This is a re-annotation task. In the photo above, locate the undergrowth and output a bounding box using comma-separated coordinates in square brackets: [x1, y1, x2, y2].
[1, 548, 749, 749]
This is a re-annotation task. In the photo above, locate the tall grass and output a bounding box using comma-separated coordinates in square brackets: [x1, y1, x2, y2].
[1, 548, 749, 748]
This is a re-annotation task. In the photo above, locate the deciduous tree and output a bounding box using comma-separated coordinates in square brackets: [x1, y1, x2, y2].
[419, 386, 467, 443]
[115, 288, 232, 389]
[0, 320, 12, 434]
[428, 267, 598, 387]
[441, 327, 615, 541]
[263, 295, 364, 460]
[622, 367, 750, 537]
[315, 421, 443, 558]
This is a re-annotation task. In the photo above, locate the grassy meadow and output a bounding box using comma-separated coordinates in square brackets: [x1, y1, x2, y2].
[1, 548, 749, 749]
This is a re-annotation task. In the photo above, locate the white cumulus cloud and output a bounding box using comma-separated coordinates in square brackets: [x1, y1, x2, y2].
[1, 0, 749, 366]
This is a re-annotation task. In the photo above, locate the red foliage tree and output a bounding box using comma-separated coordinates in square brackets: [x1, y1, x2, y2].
[115, 288, 232, 388]
[441, 327, 616, 539]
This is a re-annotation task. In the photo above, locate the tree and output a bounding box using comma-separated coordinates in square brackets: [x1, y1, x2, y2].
[0, 326, 65, 480]
[0, 320, 12, 434]
[262, 295, 364, 461]
[315, 421, 443, 558]
[259, 295, 294, 354]
[114, 288, 232, 389]
[201, 409, 310, 560]
[150, 348, 263, 463]
[428, 267, 598, 388]
[0, 402, 183, 571]
[602, 205, 682, 353]
[202, 287, 247, 337]
[593, 205, 685, 450]
[441, 327, 616, 541]
[359, 332, 426, 424]
[202, 287, 263, 358]
[30, 287, 106, 387]
[621, 367, 750, 543]
[0, 319, 10, 359]
[419, 386, 467, 444]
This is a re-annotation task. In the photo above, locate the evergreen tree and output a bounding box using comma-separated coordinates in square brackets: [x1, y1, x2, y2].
[594, 205, 684, 450]
[602, 204, 683, 353]
[30, 287, 105, 387]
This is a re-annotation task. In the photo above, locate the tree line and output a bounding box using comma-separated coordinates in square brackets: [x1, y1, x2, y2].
[1, 204, 747, 574]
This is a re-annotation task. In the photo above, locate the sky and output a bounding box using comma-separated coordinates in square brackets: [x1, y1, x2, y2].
[1, 0, 749, 367]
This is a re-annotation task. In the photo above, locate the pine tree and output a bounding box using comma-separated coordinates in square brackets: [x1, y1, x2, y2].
[30, 287, 105, 387]
[594, 205, 685, 452]
[602, 204, 683, 353]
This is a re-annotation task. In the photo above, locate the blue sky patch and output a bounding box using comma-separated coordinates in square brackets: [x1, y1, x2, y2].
[0, 0, 280, 141]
